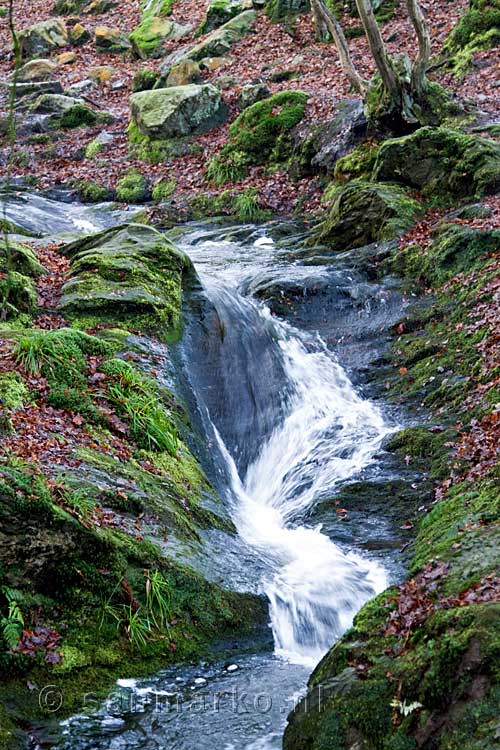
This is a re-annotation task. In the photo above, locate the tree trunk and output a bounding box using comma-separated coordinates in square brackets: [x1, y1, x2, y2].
[311, 0, 368, 95]
[406, 0, 431, 95]
[353, 0, 399, 95]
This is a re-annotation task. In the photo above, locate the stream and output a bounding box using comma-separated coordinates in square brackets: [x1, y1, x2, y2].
[4, 195, 410, 750]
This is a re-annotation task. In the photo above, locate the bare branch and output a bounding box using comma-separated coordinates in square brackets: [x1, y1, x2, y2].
[311, 0, 368, 96]
[406, 0, 431, 93]
[353, 0, 398, 95]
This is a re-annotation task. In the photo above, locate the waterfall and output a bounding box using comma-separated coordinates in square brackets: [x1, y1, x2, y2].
[202, 292, 391, 666]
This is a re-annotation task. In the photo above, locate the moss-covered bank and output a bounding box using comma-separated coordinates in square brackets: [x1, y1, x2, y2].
[284, 201, 500, 748]
[0, 224, 268, 749]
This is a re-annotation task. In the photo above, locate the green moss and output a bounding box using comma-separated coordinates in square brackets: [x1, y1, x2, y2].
[115, 169, 150, 203]
[189, 188, 271, 221]
[152, 178, 176, 201]
[84, 138, 103, 159]
[128, 122, 202, 164]
[0, 239, 46, 277]
[76, 180, 114, 203]
[0, 272, 37, 319]
[373, 127, 500, 201]
[446, 0, 500, 51]
[393, 223, 500, 286]
[333, 142, 380, 183]
[132, 68, 159, 92]
[312, 180, 422, 251]
[0, 373, 29, 410]
[227, 90, 308, 162]
[60, 104, 98, 129]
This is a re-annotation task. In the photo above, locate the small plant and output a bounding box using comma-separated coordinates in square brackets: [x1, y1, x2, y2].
[145, 569, 172, 629]
[234, 190, 265, 222]
[101, 359, 178, 455]
[55, 484, 96, 522]
[131, 68, 159, 92]
[390, 698, 423, 717]
[14, 328, 110, 378]
[206, 150, 248, 186]
[100, 570, 173, 649]
[1, 587, 24, 650]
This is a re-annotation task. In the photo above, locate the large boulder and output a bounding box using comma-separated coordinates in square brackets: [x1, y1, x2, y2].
[373, 127, 500, 199]
[189, 9, 257, 58]
[206, 90, 308, 183]
[19, 18, 69, 59]
[299, 99, 368, 174]
[311, 181, 422, 252]
[130, 84, 226, 139]
[58, 223, 194, 329]
[198, 0, 254, 34]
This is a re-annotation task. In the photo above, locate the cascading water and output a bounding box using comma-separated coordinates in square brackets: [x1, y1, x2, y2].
[200, 288, 390, 666]
[27, 219, 407, 750]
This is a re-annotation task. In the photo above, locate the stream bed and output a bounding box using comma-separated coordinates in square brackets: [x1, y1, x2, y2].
[6, 197, 413, 750]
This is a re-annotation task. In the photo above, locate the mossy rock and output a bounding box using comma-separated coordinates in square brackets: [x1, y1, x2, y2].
[393, 222, 500, 285]
[75, 179, 114, 203]
[207, 90, 308, 182]
[131, 68, 160, 92]
[0, 240, 46, 278]
[115, 169, 150, 203]
[58, 223, 195, 332]
[285, 598, 500, 750]
[185, 9, 257, 60]
[373, 127, 500, 200]
[18, 18, 69, 59]
[0, 458, 267, 743]
[0, 271, 37, 319]
[130, 16, 191, 60]
[198, 0, 253, 34]
[311, 180, 422, 252]
[446, 0, 500, 53]
[130, 84, 227, 139]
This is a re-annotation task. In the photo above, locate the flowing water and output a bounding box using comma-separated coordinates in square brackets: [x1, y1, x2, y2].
[8, 200, 409, 750]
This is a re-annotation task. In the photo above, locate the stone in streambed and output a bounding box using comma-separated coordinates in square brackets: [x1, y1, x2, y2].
[130, 84, 227, 139]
